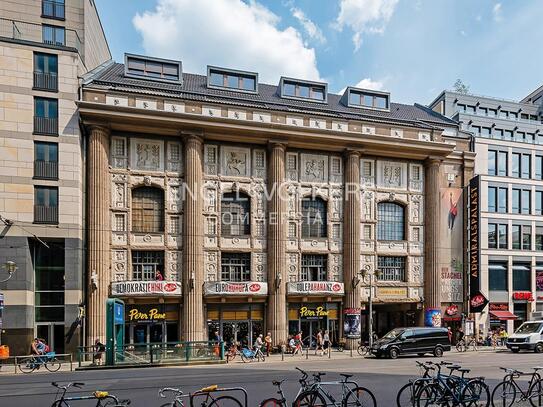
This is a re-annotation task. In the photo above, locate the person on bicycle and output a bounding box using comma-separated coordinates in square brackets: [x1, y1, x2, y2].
[31, 338, 46, 355]
[456, 327, 465, 343]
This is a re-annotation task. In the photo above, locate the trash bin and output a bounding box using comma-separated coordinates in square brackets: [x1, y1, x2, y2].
[0, 345, 9, 360]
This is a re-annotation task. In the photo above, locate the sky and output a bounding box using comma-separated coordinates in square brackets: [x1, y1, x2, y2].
[94, 0, 543, 105]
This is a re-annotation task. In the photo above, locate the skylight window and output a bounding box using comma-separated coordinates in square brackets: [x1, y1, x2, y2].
[279, 77, 327, 103]
[344, 87, 390, 111]
[207, 66, 258, 93]
[124, 53, 182, 84]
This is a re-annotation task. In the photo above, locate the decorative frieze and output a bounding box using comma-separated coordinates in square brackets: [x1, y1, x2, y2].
[300, 153, 328, 183]
[410, 257, 423, 284]
[288, 253, 299, 282]
[330, 254, 342, 282]
[377, 161, 407, 189]
[167, 250, 181, 281]
[106, 95, 128, 107]
[135, 99, 157, 110]
[164, 101, 184, 113]
[410, 195, 423, 223]
[363, 191, 374, 221]
[253, 252, 266, 282]
[253, 112, 272, 123]
[112, 181, 127, 209]
[111, 250, 127, 282]
[205, 251, 219, 281]
[167, 142, 182, 173]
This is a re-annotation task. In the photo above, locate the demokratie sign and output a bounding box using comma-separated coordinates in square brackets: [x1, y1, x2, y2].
[204, 282, 268, 296]
[111, 281, 182, 296]
[287, 281, 344, 295]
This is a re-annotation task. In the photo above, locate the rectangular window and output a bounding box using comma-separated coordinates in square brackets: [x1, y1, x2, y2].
[126, 55, 181, 82]
[536, 191, 543, 215]
[498, 187, 508, 213]
[377, 256, 406, 282]
[332, 224, 341, 240]
[33, 239, 65, 323]
[499, 110, 509, 119]
[362, 161, 373, 177]
[208, 68, 257, 92]
[111, 138, 127, 168]
[288, 222, 297, 238]
[34, 186, 58, 224]
[522, 190, 531, 214]
[34, 97, 58, 135]
[481, 127, 492, 137]
[34, 52, 58, 91]
[301, 254, 328, 281]
[513, 263, 531, 291]
[488, 187, 497, 212]
[220, 252, 251, 282]
[536, 226, 543, 250]
[42, 24, 65, 46]
[512, 153, 520, 178]
[466, 105, 476, 114]
[132, 251, 164, 281]
[515, 132, 525, 142]
[282, 80, 326, 102]
[349, 90, 389, 109]
[536, 156, 543, 180]
[478, 107, 487, 116]
[498, 224, 508, 249]
[489, 109, 498, 117]
[412, 227, 420, 242]
[488, 150, 497, 175]
[498, 151, 507, 176]
[488, 223, 507, 249]
[364, 225, 372, 240]
[287, 154, 297, 170]
[412, 166, 421, 181]
[504, 130, 514, 140]
[512, 189, 520, 213]
[522, 225, 532, 250]
[34, 141, 58, 179]
[255, 220, 265, 237]
[512, 225, 521, 249]
[114, 214, 125, 232]
[522, 154, 531, 179]
[42, 0, 65, 19]
[169, 216, 179, 235]
[489, 261, 507, 291]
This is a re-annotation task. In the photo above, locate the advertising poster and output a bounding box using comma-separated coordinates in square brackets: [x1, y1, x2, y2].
[343, 308, 361, 339]
[425, 308, 442, 327]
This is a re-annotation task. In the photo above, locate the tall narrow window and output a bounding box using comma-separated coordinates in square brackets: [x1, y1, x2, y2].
[536, 191, 543, 215]
[34, 186, 58, 224]
[489, 262, 507, 291]
[498, 151, 507, 176]
[34, 52, 58, 91]
[377, 202, 405, 241]
[521, 154, 531, 179]
[301, 254, 327, 281]
[221, 192, 250, 236]
[488, 150, 497, 176]
[536, 226, 543, 250]
[521, 190, 531, 214]
[131, 187, 164, 233]
[536, 156, 543, 180]
[221, 252, 251, 282]
[301, 197, 327, 238]
[488, 187, 497, 212]
[522, 225, 532, 250]
[488, 223, 497, 249]
[512, 189, 520, 213]
[34, 141, 58, 179]
[512, 225, 521, 249]
[34, 97, 58, 135]
[512, 153, 520, 178]
[498, 187, 507, 213]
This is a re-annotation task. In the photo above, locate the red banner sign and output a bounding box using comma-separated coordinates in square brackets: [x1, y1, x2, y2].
[512, 292, 534, 301]
[204, 282, 268, 296]
[489, 303, 509, 311]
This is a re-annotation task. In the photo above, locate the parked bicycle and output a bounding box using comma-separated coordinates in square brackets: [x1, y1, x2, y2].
[259, 379, 288, 407]
[357, 341, 370, 357]
[226, 343, 241, 362]
[50, 382, 130, 407]
[240, 346, 265, 362]
[18, 352, 61, 373]
[491, 367, 543, 407]
[396, 361, 436, 406]
[456, 336, 479, 352]
[158, 384, 247, 407]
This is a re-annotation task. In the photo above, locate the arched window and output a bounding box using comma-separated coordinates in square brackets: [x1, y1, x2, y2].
[301, 197, 327, 238]
[221, 192, 250, 236]
[132, 187, 164, 233]
[377, 202, 405, 241]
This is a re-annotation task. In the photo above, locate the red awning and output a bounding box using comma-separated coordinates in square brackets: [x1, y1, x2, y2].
[490, 311, 518, 320]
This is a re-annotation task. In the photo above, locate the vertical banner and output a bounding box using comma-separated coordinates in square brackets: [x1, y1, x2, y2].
[343, 308, 361, 339]
[425, 308, 442, 327]
[468, 175, 488, 313]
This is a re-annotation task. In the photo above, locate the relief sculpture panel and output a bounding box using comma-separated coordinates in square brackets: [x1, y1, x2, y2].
[300, 154, 328, 183]
[222, 147, 250, 177]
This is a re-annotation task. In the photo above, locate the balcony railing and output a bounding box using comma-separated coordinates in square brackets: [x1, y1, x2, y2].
[34, 205, 58, 224]
[34, 160, 58, 180]
[34, 116, 58, 135]
[34, 71, 58, 91]
[42, 0, 65, 20]
[0, 18, 82, 56]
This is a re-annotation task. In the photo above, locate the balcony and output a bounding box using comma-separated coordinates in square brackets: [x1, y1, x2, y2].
[34, 71, 58, 92]
[34, 160, 58, 180]
[0, 18, 82, 55]
[34, 116, 58, 135]
[34, 205, 58, 224]
[42, 0, 65, 20]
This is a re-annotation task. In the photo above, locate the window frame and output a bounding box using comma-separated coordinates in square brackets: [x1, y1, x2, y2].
[301, 196, 327, 239]
[131, 186, 165, 233]
[221, 191, 251, 236]
[220, 252, 251, 282]
[207, 66, 258, 93]
[301, 254, 328, 281]
[377, 201, 406, 241]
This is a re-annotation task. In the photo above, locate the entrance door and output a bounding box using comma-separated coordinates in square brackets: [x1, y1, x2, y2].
[36, 323, 65, 354]
[300, 320, 327, 348]
[222, 321, 250, 347]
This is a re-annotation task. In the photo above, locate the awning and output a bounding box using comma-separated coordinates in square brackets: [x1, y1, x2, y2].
[490, 311, 518, 320]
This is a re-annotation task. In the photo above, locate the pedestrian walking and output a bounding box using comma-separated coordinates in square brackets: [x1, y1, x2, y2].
[323, 330, 330, 355]
[93, 338, 105, 366]
[447, 327, 452, 344]
[264, 332, 272, 357]
[315, 330, 323, 356]
[293, 331, 303, 356]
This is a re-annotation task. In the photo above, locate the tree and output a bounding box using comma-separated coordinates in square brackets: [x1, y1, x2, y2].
[453, 79, 470, 94]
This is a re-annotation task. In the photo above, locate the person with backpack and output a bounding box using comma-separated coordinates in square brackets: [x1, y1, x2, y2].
[93, 338, 106, 366]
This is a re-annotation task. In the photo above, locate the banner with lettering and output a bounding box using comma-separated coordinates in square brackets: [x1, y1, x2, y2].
[204, 282, 268, 296]
[468, 176, 485, 313]
[111, 281, 181, 296]
[287, 282, 344, 295]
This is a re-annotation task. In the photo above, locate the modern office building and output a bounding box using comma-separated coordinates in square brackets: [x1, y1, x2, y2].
[430, 88, 543, 335]
[78, 52, 474, 349]
[0, 0, 110, 354]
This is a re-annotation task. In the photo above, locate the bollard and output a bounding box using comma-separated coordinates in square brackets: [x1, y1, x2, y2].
[281, 347, 284, 361]
[306, 346, 309, 360]
[350, 347, 353, 357]
[328, 346, 331, 359]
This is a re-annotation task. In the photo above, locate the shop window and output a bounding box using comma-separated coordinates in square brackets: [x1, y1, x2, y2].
[221, 192, 250, 236]
[221, 252, 251, 282]
[132, 251, 164, 281]
[301, 254, 327, 281]
[301, 197, 327, 238]
[513, 263, 531, 291]
[377, 202, 405, 241]
[377, 256, 406, 281]
[132, 187, 164, 233]
[489, 261, 507, 291]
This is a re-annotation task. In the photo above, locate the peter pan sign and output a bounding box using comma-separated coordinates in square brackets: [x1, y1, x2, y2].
[204, 282, 268, 296]
[111, 281, 182, 296]
[287, 282, 344, 295]
[127, 307, 166, 322]
[300, 306, 329, 320]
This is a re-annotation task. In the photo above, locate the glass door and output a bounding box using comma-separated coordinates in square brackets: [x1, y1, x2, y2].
[36, 323, 65, 354]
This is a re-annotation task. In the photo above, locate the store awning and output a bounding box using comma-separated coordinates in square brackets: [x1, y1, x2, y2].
[490, 311, 518, 320]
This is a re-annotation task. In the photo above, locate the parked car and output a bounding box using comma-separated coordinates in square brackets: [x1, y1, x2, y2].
[506, 321, 543, 353]
[370, 327, 451, 359]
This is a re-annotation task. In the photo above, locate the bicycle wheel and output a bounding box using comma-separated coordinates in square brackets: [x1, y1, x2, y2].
[357, 346, 369, 356]
[461, 379, 489, 407]
[397, 381, 427, 407]
[490, 381, 516, 407]
[527, 378, 542, 407]
[259, 397, 286, 407]
[51, 401, 71, 407]
[456, 342, 465, 352]
[17, 357, 37, 374]
[415, 382, 446, 407]
[293, 390, 327, 407]
[343, 386, 377, 407]
[208, 395, 243, 407]
[240, 352, 250, 363]
[45, 357, 62, 372]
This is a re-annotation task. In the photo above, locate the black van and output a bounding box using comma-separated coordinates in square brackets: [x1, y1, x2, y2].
[370, 327, 451, 359]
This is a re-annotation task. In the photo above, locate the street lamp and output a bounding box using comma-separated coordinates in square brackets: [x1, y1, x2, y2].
[0, 261, 17, 283]
[360, 268, 381, 349]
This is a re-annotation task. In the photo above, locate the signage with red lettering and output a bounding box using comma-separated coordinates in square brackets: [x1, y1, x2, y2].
[111, 281, 181, 296]
[469, 291, 488, 313]
[489, 303, 509, 311]
[512, 292, 534, 301]
[445, 304, 458, 316]
[204, 282, 268, 296]
[287, 282, 344, 295]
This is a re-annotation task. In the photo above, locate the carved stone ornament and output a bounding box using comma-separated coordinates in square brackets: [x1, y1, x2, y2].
[383, 164, 402, 187]
[225, 151, 248, 176]
[388, 192, 396, 201]
[143, 176, 152, 186]
[136, 143, 160, 170]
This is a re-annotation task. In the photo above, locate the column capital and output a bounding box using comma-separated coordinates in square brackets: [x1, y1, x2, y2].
[424, 156, 443, 167]
[182, 131, 204, 145]
[343, 148, 363, 158]
[267, 139, 288, 151]
[88, 124, 110, 136]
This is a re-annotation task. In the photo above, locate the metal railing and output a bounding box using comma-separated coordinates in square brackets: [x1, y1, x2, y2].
[34, 71, 58, 91]
[0, 18, 82, 55]
[34, 205, 58, 224]
[34, 160, 58, 180]
[42, 0, 65, 20]
[34, 116, 58, 135]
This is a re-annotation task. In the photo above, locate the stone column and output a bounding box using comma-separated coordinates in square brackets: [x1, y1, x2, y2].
[343, 150, 361, 348]
[424, 158, 442, 320]
[267, 142, 287, 344]
[182, 134, 205, 341]
[87, 125, 111, 345]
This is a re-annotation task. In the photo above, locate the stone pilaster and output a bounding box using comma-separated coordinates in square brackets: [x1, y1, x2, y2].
[267, 142, 287, 344]
[87, 125, 111, 345]
[182, 134, 205, 341]
[424, 158, 442, 317]
[343, 150, 361, 347]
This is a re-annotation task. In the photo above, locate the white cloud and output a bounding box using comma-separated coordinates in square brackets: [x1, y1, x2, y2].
[339, 77, 385, 94]
[460, 30, 467, 37]
[493, 3, 503, 22]
[334, 0, 399, 51]
[291, 7, 326, 44]
[132, 0, 321, 83]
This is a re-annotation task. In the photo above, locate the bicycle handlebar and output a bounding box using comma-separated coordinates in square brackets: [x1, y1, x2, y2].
[159, 388, 184, 398]
[52, 382, 85, 390]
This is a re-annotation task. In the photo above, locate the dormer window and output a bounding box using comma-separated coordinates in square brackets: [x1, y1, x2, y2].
[124, 53, 182, 84]
[207, 66, 258, 93]
[279, 77, 327, 103]
[344, 87, 390, 111]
